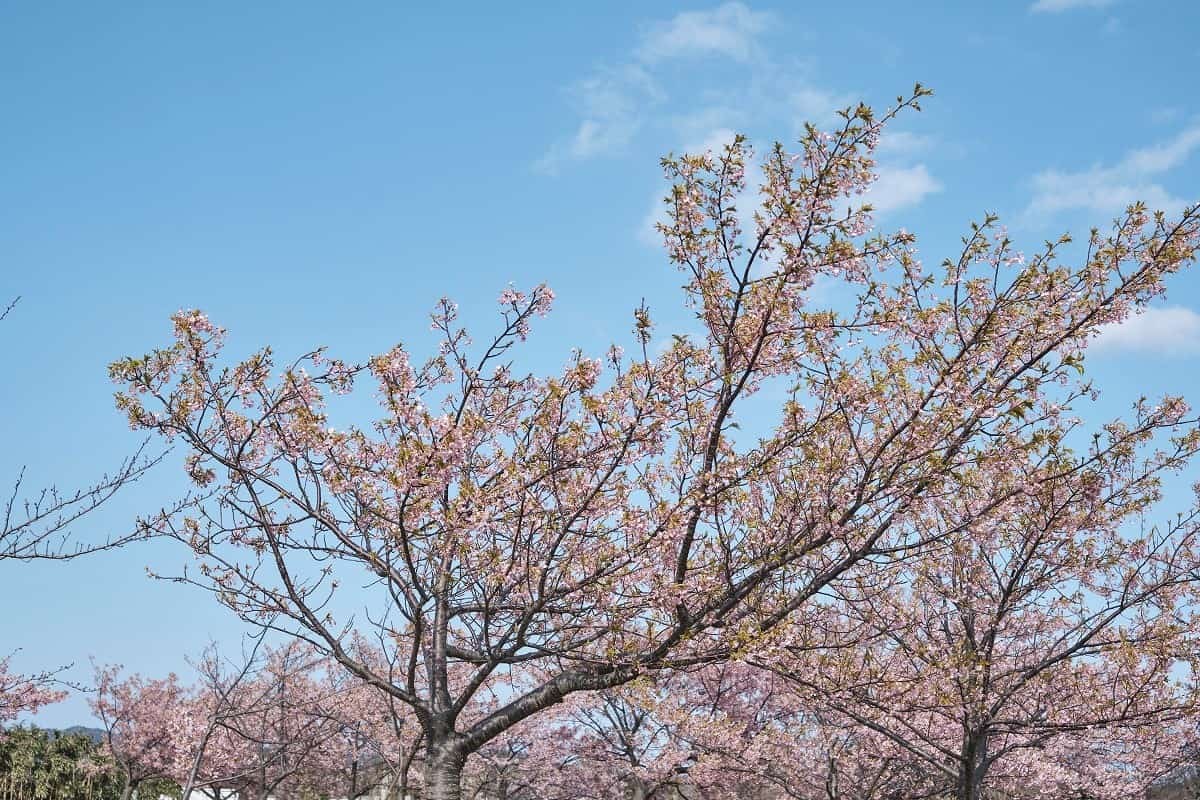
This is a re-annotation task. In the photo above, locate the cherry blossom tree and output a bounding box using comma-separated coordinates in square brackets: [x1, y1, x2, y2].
[92, 645, 409, 800]
[462, 737, 539, 800]
[168, 639, 280, 800]
[109, 85, 1200, 798]
[653, 664, 928, 800]
[0, 654, 64, 726]
[298, 661, 425, 800]
[498, 686, 689, 800]
[91, 665, 187, 800]
[222, 642, 357, 800]
[482, 662, 927, 800]
[760, 387, 1200, 799]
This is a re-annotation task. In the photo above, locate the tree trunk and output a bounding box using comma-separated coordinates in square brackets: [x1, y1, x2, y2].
[423, 743, 465, 800]
[956, 729, 989, 800]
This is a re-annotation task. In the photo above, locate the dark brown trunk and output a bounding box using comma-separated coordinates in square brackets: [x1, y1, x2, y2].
[424, 741, 465, 800]
[956, 729, 989, 800]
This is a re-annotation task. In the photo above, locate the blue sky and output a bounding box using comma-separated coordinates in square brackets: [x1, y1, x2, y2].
[2, 1, 1199, 727]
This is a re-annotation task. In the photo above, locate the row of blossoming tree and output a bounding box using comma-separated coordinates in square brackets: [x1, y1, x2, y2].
[9, 636, 1198, 800]
[6, 85, 1200, 800]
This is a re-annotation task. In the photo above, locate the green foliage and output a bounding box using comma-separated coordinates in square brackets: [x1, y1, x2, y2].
[0, 727, 122, 800]
[136, 778, 180, 800]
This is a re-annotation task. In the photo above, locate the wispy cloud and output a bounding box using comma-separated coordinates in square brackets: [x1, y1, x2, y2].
[867, 164, 943, 214]
[635, 2, 772, 64]
[539, 3, 773, 173]
[546, 2, 944, 228]
[1030, 0, 1116, 13]
[788, 85, 852, 129]
[1092, 307, 1200, 356]
[1024, 122, 1200, 220]
[875, 130, 935, 156]
[542, 3, 855, 176]
[670, 106, 746, 146]
[536, 66, 663, 173]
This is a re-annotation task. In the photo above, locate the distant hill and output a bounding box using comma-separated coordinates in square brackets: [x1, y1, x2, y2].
[0, 723, 105, 742]
[56, 725, 104, 743]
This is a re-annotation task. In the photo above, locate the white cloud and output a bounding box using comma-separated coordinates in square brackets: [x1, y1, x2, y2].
[866, 164, 942, 214]
[1027, 174, 1181, 219]
[876, 130, 935, 156]
[539, 4, 770, 172]
[536, 66, 663, 173]
[1123, 125, 1200, 173]
[683, 127, 742, 158]
[1030, 0, 1116, 12]
[541, 0, 918, 232]
[670, 107, 745, 145]
[635, 3, 772, 64]
[789, 85, 852, 128]
[639, 193, 668, 248]
[541, 3, 827, 172]
[1092, 307, 1200, 356]
[1025, 123, 1200, 220]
